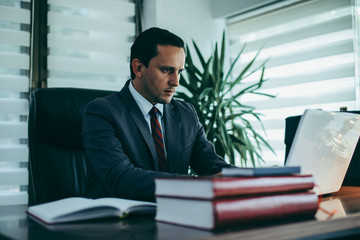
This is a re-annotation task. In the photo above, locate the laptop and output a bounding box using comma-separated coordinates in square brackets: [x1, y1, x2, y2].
[285, 109, 360, 195]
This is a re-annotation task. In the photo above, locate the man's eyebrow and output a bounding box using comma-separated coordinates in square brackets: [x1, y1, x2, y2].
[160, 65, 184, 70]
[159, 66, 177, 71]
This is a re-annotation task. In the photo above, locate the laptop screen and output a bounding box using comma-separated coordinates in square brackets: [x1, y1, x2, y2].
[286, 109, 360, 195]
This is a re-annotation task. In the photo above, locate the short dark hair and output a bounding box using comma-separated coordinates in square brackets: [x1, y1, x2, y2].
[130, 27, 185, 79]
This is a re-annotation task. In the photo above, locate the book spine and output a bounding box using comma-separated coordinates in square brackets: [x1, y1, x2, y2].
[214, 192, 319, 228]
[213, 176, 315, 198]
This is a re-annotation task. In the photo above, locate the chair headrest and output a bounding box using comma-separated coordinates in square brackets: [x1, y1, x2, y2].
[29, 88, 115, 149]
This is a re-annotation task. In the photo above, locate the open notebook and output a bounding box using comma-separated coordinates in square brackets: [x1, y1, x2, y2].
[285, 109, 360, 195]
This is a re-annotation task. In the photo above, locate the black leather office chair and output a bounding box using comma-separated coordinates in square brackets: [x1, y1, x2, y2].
[28, 88, 115, 205]
[284, 111, 360, 186]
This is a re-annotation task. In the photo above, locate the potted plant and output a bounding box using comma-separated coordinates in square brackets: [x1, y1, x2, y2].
[175, 32, 275, 167]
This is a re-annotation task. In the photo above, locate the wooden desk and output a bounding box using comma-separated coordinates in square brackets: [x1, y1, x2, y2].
[1, 187, 360, 240]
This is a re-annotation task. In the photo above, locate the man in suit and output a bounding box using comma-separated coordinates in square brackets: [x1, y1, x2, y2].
[82, 27, 231, 202]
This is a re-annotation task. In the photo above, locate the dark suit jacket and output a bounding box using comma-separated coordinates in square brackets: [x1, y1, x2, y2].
[82, 81, 230, 201]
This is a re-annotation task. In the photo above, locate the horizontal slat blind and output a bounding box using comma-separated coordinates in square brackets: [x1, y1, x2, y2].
[0, 146, 28, 162]
[0, 0, 30, 206]
[227, 0, 357, 166]
[0, 192, 28, 206]
[47, 0, 136, 90]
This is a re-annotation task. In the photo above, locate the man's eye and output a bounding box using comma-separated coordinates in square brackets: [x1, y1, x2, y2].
[161, 68, 170, 73]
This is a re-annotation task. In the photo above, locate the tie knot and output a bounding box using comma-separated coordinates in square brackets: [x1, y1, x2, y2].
[150, 107, 158, 117]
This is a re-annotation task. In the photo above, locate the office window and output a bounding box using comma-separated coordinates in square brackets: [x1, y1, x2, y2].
[0, 0, 136, 206]
[47, 0, 135, 90]
[0, 0, 30, 206]
[227, 0, 359, 166]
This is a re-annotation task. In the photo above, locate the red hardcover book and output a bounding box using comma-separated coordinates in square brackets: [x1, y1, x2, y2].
[155, 175, 315, 199]
[155, 191, 319, 230]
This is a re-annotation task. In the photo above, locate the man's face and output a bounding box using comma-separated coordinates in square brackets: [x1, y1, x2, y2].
[134, 45, 185, 105]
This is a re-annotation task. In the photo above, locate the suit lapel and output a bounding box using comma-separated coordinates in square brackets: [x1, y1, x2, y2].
[163, 102, 180, 173]
[117, 82, 158, 169]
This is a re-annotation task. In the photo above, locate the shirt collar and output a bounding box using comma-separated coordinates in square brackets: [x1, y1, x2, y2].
[129, 80, 164, 117]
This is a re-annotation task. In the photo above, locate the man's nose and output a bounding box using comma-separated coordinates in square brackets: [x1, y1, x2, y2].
[169, 72, 180, 87]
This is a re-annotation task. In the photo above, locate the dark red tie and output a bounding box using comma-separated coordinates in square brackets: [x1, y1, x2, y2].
[149, 107, 167, 171]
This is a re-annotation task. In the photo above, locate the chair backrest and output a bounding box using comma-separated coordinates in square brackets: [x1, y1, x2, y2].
[284, 111, 360, 186]
[28, 88, 115, 205]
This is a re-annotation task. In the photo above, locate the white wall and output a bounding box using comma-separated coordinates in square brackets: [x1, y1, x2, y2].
[211, 0, 279, 18]
[142, 0, 226, 60]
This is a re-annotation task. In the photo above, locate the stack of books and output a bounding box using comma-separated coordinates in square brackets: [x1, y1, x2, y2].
[155, 166, 319, 230]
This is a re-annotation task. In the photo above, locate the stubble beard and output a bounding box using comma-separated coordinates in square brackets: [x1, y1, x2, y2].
[154, 94, 172, 104]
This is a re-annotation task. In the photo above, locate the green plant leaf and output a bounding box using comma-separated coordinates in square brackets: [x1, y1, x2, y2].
[231, 51, 260, 87]
[199, 87, 213, 100]
[219, 31, 226, 76]
[185, 46, 201, 77]
[223, 44, 246, 84]
[175, 92, 196, 106]
[213, 43, 221, 94]
[192, 40, 207, 68]
[200, 59, 213, 90]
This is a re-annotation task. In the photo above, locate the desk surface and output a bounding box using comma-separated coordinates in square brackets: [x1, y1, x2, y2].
[1, 187, 360, 240]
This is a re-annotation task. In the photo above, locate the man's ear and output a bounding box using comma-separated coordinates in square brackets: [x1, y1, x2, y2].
[132, 59, 143, 78]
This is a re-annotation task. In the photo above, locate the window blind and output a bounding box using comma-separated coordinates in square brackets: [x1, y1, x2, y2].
[47, 0, 135, 90]
[0, 0, 30, 206]
[227, 0, 358, 166]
